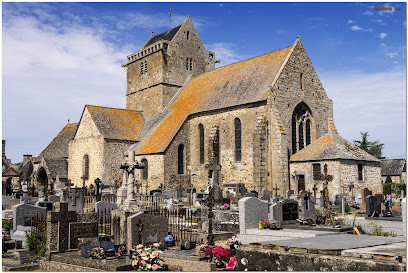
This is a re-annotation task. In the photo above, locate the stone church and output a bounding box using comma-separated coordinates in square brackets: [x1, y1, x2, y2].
[35, 16, 382, 200]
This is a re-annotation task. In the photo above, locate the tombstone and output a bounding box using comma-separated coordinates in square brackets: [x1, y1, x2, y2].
[285, 190, 294, 199]
[268, 202, 283, 228]
[244, 192, 257, 198]
[239, 197, 268, 234]
[334, 194, 342, 206]
[36, 201, 54, 211]
[281, 199, 299, 223]
[48, 195, 61, 203]
[361, 188, 372, 213]
[67, 187, 85, 213]
[95, 201, 117, 214]
[163, 191, 173, 200]
[355, 192, 362, 204]
[297, 192, 316, 221]
[238, 186, 248, 200]
[3, 209, 13, 219]
[366, 195, 381, 217]
[12, 202, 46, 232]
[47, 202, 78, 253]
[10, 198, 21, 207]
[260, 189, 272, 202]
[2, 195, 11, 209]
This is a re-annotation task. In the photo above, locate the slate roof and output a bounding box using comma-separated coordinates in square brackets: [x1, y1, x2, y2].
[44, 158, 68, 179]
[18, 160, 33, 182]
[135, 44, 293, 154]
[290, 130, 381, 163]
[144, 24, 182, 47]
[85, 105, 144, 142]
[36, 123, 78, 162]
[381, 159, 406, 176]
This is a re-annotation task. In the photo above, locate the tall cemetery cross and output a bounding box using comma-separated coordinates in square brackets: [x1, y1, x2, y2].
[94, 178, 102, 202]
[318, 164, 333, 225]
[272, 185, 280, 196]
[200, 186, 222, 246]
[312, 184, 318, 198]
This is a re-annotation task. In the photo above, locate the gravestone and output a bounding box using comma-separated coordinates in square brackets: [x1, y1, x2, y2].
[238, 186, 248, 200]
[361, 188, 372, 213]
[69, 222, 98, 249]
[163, 191, 173, 200]
[3, 209, 13, 219]
[48, 195, 60, 203]
[281, 199, 298, 223]
[68, 188, 85, 213]
[10, 198, 21, 207]
[127, 212, 168, 250]
[239, 197, 268, 234]
[36, 201, 54, 211]
[46, 202, 78, 253]
[355, 192, 362, 204]
[285, 190, 294, 199]
[95, 201, 118, 214]
[244, 192, 257, 198]
[260, 189, 272, 202]
[268, 202, 283, 228]
[2, 195, 12, 209]
[13, 201, 46, 231]
[366, 195, 381, 217]
[297, 192, 316, 221]
[334, 194, 342, 206]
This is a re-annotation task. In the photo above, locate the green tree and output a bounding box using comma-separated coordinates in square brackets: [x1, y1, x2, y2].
[353, 132, 384, 159]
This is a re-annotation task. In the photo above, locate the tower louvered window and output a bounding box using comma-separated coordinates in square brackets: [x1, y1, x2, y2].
[199, 124, 204, 164]
[141, 61, 147, 74]
[178, 144, 184, 174]
[186, 58, 193, 71]
[144, 61, 147, 73]
[234, 118, 242, 161]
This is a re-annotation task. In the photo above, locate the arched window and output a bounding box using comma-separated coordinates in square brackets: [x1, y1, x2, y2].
[234, 118, 242, 161]
[298, 122, 304, 150]
[178, 144, 184, 174]
[141, 159, 148, 180]
[83, 154, 89, 180]
[306, 119, 311, 146]
[199, 124, 204, 164]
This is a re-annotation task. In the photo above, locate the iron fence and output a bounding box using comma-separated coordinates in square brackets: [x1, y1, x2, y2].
[31, 213, 46, 243]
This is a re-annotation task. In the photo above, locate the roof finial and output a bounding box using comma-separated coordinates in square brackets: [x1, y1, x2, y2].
[187, 14, 190, 18]
[67, 118, 70, 124]
[169, 8, 172, 28]
[297, 35, 300, 39]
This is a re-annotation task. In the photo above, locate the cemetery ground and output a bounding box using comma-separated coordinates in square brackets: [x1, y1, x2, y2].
[1, 186, 407, 271]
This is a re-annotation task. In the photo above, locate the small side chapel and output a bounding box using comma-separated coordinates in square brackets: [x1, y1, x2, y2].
[36, 15, 382, 200]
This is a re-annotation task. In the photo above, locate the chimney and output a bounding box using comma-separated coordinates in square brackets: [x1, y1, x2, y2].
[22, 155, 32, 164]
[2, 140, 5, 155]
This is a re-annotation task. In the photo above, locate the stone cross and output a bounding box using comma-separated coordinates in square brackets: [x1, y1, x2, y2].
[312, 184, 318, 198]
[20, 192, 31, 205]
[272, 185, 280, 196]
[70, 189, 80, 206]
[200, 186, 222, 246]
[318, 164, 333, 225]
[340, 185, 348, 218]
[205, 124, 222, 201]
[46, 202, 77, 254]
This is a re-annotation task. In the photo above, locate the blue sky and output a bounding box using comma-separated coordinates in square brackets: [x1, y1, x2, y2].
[2, 2, 406, 163]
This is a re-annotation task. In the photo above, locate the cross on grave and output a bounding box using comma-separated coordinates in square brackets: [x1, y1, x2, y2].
[318, 164, 333, 225]
[303, 194, 309, 210]
[272, 185, 280, 196]
[291, 171, 298, 194]
[70, 189, 80, 206]
[94, 178, 102, 202]
[340, 185, 348, 218]
[312, 184, 318, 198]
[46, 202, 78, 253]
[200, 186, 223, 246]
[20, 192, 31, 205]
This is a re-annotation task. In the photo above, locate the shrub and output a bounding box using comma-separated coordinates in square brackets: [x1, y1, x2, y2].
[338, 202, 351, 214]
[2, 219, 13, 231]
[25, 230, 47, 257]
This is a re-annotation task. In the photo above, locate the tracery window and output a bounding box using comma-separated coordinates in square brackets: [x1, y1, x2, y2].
[292, 102, 313, 154]
[306, 119, 311, 146]
[234, 118, 242, 161]
[199, 124, 204, 164]
[178, 144, 184, 174]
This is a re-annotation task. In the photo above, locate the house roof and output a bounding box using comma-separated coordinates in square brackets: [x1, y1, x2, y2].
[2, 166, 19, 177]
[36, 123, 78, 162]
[43, 158, 68, 179]
[18, 160, 33, 182]
[86, 105, 144, 142]
[144, 24, 182, 48]
[290, 130, 381, 163]
[381, 159, 406, 176]
[135, 44, 293, 154]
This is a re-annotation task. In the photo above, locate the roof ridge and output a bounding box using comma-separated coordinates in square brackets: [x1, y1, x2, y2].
[86, 104, 143, 113]
[38, 122, 78, 158]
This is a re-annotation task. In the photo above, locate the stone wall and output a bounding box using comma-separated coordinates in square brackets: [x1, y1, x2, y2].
[290, 160, 382, 200]
[134, 154, 165, 191]
[103, 139, 134, 188]
[269, 39, 333, 194]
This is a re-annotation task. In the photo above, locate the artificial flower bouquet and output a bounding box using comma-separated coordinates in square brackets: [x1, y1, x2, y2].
[131, 243, 165, 271]
[226, 236, 241, 249]
[89, 247, 104, 259]
[198, 244, 236, 270]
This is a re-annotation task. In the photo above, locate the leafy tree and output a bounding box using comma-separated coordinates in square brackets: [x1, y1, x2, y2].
[353, 132, 385, 159]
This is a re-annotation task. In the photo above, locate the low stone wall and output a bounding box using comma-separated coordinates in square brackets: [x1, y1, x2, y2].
[235, 246, 406, 271]
[40, 261, 103, 272]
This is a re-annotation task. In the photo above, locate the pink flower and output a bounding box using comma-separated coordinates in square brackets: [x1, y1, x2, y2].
[132, 260, 138, 267]
[226, 256, 237, 270]
[152, 264, 159, 271]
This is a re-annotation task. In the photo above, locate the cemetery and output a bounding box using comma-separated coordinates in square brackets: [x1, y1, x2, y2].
[1, 160, 406, 271]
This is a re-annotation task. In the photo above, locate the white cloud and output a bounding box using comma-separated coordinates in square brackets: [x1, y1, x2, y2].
[376, 19, 386, 25]
[205, 43, 244, 67]
[378, 32, 388, 39]
[385, 52, 398, 58]
[347, 20, 354, 24]
[3, 5, 128, 162]
[350, 25, 373, 32]
[363, 11, 374, 16]
[219, 3, 224, 7]
[320, 71, 406, 158]
[378, 3, 396, 16]
[379, 43, 388, 48]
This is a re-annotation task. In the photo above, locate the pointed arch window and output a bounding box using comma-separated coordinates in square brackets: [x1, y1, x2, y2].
[141, 159, 148, 180]
[292, 117, 297, 154]
[199, 124, 204, 164]
[178, 144, 184, 174]
[234, 118, 242, 161]
[83, 154, 89, 180]
[298, 122, 304, 151]
[306, 119, 311, 146]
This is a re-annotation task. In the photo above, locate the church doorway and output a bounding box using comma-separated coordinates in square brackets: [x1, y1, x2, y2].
[298, 175, 305, 192]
